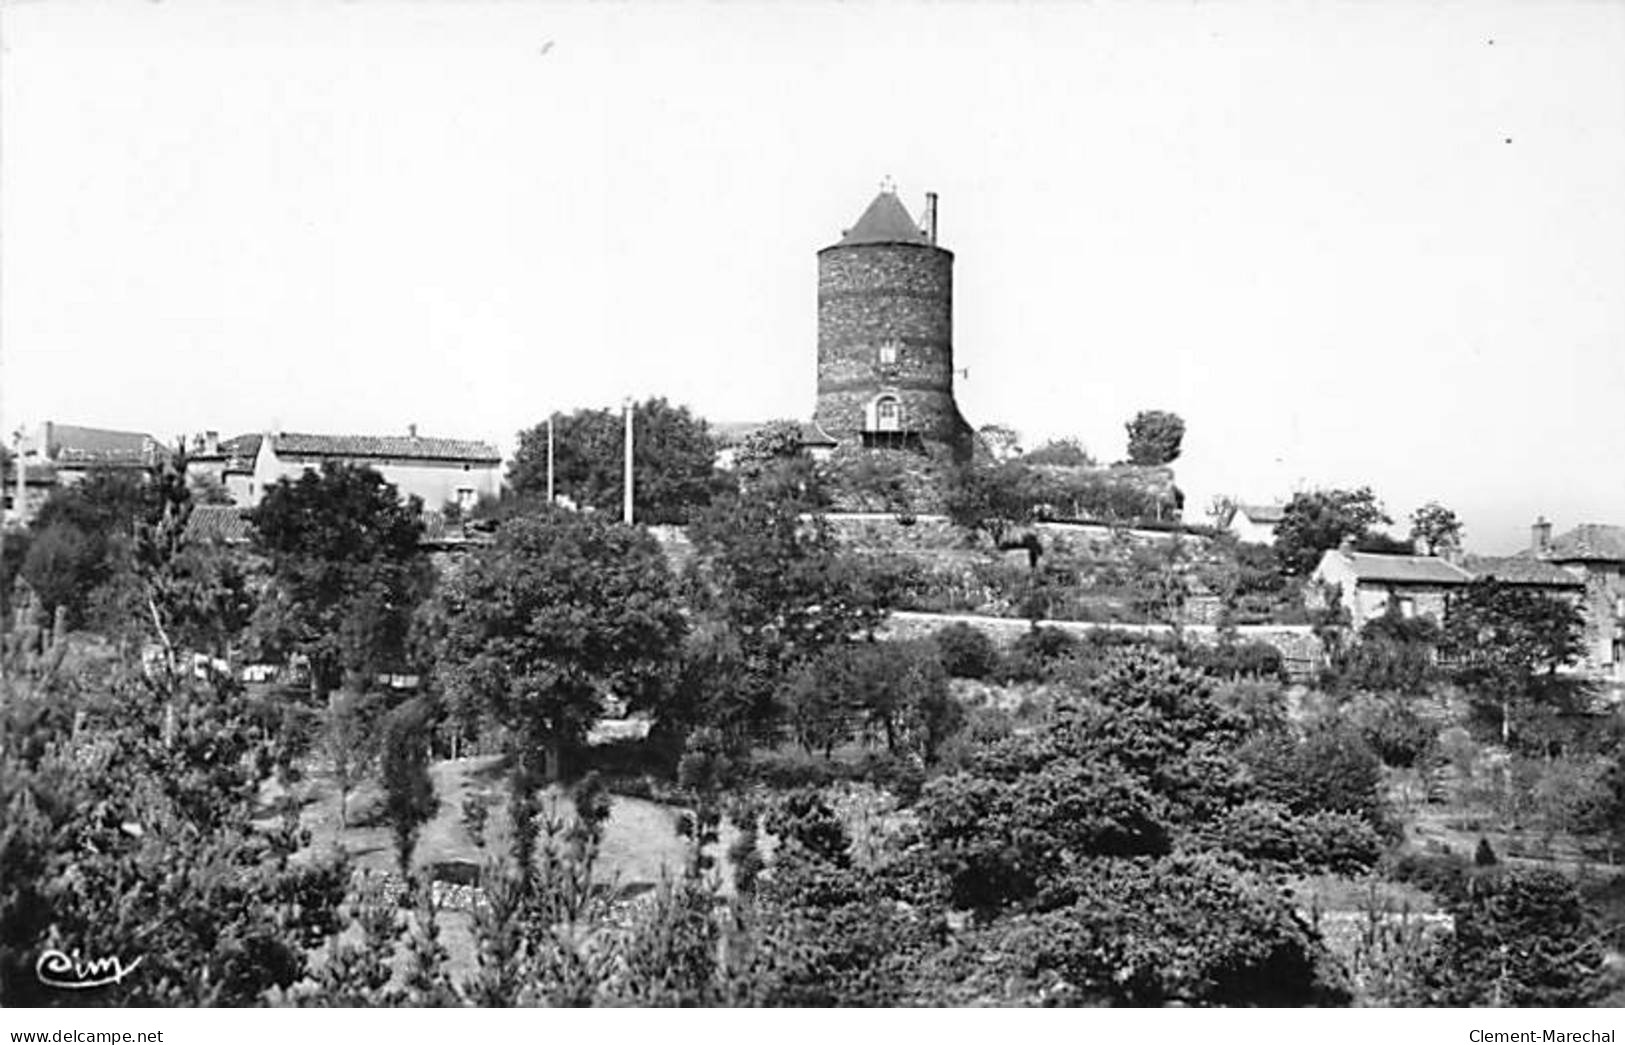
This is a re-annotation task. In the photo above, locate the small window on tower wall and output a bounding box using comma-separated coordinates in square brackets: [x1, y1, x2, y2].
[879, 341, 898, 365]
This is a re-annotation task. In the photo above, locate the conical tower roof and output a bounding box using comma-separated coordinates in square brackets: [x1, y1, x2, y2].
[836, 190, 928, 246]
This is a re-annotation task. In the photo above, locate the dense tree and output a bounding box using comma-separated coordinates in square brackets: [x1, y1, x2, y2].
[0, 661, 348, 1005]
[1425, 868, 1605, 1006]
[780, 640, 959, 761]
[685, 479, 889, 734]
[1409, 501, 1465, 556]
[1021, 437, 1095, 468]
[508, 397, 724, 524]
[21, 469, 162, 628]
[1273, 486, 1393, 575]
[943, 459, 1039, 546]
[1439, 579, 1590, 747]
[380, 696, 439, 877]
[1240, 719, 1389, 831]
[437, 510, 687, 779]
[1124, 409, 1185, 466]
[249, 462, 431, 701]
[1333, 605, 1441, 694]
[730, 419, 807, 476]
[975, 423, 1023, 463]
[1024, 854, 1330, 1005]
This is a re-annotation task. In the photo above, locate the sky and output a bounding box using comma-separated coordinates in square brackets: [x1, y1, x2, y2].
[1, 1, 1622, 555]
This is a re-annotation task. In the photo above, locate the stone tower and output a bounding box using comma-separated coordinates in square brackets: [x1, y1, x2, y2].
[813, 186, 973, 462]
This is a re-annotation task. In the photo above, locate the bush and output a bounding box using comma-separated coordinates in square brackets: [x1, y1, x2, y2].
[1213, 800, 1383, 874]
[1343, 692, 1438, 768]
[1186, 640, 1286, 683]
[1242, 720, 1391, 833]
[1023, 853, 1333, 1006]
[934, 622, 998, 680]
[1212, 679, 1291, 736]
[995, 626, 1080, 683]
[1426, 867, 1607, 1006]
[916, 748, 1171, 909]
[1386, 849, 1474, 905]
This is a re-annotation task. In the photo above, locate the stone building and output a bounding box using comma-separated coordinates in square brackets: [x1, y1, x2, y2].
[813, 186, 974, 462]
[1525, 518, 1625, 681]
[1311, 541, 1584, 639]
[1311, 547, 1478, 629]
[183, 432, 263, 504]
[250, 427, 502, 512]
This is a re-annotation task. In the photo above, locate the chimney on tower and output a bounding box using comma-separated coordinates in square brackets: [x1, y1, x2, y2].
[408, 423, 418, 439]
[1531, 516, 1552, 556]
[923, 192, 938, 245]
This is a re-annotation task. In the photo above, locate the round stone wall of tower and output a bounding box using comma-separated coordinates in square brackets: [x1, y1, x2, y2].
[814, 189, 973, 462]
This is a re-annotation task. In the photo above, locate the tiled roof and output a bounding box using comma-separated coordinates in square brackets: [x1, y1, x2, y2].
[183, 506, 255, 545]
[45, 423, 159, 460]
[835, 191, 929, 247]
[1332, 550, 1475, 585]
[270, 432, 500, 463]
[1238, 504, 1286, 524]
[1463, 555, 1583, 587]
[190, 433, 262, 467]
[1541, 524, 1625, 563]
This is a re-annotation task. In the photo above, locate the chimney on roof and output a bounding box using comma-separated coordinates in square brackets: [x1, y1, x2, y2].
[205, 430, 219, 455]
[408, 423, 418, 439]
[1532, 516, 1552, 556]
[923, 192, 938, 245]
[1338, 536, 1357, 554]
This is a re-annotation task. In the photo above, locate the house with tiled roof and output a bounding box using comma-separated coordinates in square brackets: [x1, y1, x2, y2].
[184, 432, 263, 504]
[1311, 540, 1587, 630]
[1525, 517, 1625, 680]
[1227, 503, 1287, 545]
[1311, 545, 1477, 629]
[23, 421, 165, 482]
[251, 426, 502, 513]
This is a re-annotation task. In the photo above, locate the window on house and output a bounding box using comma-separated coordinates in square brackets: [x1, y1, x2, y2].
[457, 488, 477, 510]
[874, 396, 902, 432]
[879, 341, 899, 366]
[1398, 597, 1416, 619]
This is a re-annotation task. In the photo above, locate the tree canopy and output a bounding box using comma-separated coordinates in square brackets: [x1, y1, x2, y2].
[1125, 410, 1185, 466]
[1410, 502, 1465, 556]
[509, 397, 724, 524]
[1273, 486, 1393, 575]
[248, 461, 431, 698]
[1440, 578, 1590, 747]
[436, 510, 688, 777]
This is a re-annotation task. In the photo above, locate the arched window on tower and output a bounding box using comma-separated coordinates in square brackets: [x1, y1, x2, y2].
[874, 395, 902, 432]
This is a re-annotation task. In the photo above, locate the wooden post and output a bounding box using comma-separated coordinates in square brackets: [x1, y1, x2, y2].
[623, 397, 634, 525]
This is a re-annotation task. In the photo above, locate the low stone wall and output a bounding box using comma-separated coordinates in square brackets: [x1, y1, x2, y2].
[882, 610, 1323, 676]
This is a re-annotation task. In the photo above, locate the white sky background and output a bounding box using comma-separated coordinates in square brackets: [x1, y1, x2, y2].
[2, 1, 1622, 555]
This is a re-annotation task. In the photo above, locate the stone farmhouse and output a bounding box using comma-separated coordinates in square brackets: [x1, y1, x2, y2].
[247, 428, 502, 512]
[1525, 518, 1625, 682]
[5, 421, 166, 525]
[1307, 539, 1624, 675]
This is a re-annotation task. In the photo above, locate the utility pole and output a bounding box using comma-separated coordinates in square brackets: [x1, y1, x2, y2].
[622, 397, 634, 525]
[546, 412, 555, 506]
